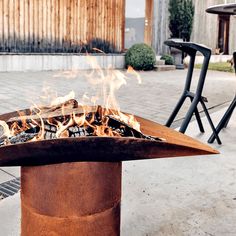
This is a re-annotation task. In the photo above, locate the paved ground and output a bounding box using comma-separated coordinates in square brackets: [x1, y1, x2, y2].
[122, 107, 236, 236]
[1, 106, 236, 236]
[0, 69, 235, 235]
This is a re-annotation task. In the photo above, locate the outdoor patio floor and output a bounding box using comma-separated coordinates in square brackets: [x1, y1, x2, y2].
[122, 106, 236, 236]
[0, 69, 235, 235]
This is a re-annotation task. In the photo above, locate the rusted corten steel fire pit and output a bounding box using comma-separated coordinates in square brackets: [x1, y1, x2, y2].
[0, 100, 218, 236]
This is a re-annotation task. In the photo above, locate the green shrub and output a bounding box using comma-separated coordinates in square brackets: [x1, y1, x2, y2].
[160, 54, 174, 65]
[125, 43, 156, 70]
[169, 0, 194, 41]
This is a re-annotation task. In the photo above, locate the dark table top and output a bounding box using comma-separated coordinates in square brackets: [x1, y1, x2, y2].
[206, 3, 236, 15]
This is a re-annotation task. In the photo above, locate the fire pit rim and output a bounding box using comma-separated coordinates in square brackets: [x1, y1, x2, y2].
[0, 105, 219, 167]
[0, 135, 219, 167]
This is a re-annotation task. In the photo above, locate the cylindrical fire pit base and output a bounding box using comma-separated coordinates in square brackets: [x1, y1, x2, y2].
[21, 162, 121, 236]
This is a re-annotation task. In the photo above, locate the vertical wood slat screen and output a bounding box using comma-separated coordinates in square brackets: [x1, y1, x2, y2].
[0, 0, 125, 53]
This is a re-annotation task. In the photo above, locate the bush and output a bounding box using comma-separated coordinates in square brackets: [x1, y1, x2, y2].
[125, 43, 156, 70]
[160, 54, 174, 65]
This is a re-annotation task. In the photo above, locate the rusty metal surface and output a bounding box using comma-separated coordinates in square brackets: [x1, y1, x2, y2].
[0, 108, 219, 167]
[21, 162, 121, 236]
[0, 136, 217, 167]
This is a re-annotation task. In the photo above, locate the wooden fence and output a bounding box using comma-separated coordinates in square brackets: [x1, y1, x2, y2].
[0, 0, 125, 53]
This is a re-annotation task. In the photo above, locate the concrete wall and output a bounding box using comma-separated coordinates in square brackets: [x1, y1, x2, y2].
[0, 54, 125, 72]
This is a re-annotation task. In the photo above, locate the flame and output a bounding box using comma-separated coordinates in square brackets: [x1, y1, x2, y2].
[127, 66, 142, 84]
[0, 121, 11, 139]
[0, 57, 142, 145]
[51, 91, 75, 107]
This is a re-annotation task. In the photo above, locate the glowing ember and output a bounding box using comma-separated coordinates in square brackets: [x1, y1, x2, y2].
[0, 101, 162, 146]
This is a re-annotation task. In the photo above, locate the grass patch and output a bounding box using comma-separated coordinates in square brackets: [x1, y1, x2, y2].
[195, 62, 234, 73]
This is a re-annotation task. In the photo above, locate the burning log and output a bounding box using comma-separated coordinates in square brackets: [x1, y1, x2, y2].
[106, 115, 164, 141]
[0, 100, 163, 148]
[1, 114, 162, 146]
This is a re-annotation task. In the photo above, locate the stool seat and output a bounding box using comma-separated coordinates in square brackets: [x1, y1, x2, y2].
[165, 39, 221, 144]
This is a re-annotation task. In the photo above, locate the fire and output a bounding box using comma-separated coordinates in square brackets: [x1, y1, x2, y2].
[51, 91, 76, 107]
[127, 65, 142, 84]
[0, 57, 143, 146]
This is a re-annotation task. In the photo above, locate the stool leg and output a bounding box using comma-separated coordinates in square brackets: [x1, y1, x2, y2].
[208, 97, 236, 143]
[189, 97, 205, 133]
[200, 101, 222, 145]
[179, 98, 199, 133]
[166, 94, 186, 127]
[223, 111, 234, 128]
[223, 96, 236, 128]
[194, 107, 205, 133]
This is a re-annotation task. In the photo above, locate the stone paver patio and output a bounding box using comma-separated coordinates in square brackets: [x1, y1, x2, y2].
[0, 69, 235, 123]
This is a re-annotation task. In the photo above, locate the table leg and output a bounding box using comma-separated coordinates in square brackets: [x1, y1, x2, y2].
[208, 96, 236, 143]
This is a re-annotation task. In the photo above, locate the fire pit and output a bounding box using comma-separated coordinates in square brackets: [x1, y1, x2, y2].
[0, 98, 218, 236]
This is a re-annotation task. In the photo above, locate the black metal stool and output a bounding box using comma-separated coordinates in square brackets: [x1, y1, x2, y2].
[208, 51, 236, 143]
[164, 39, 221, 144]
